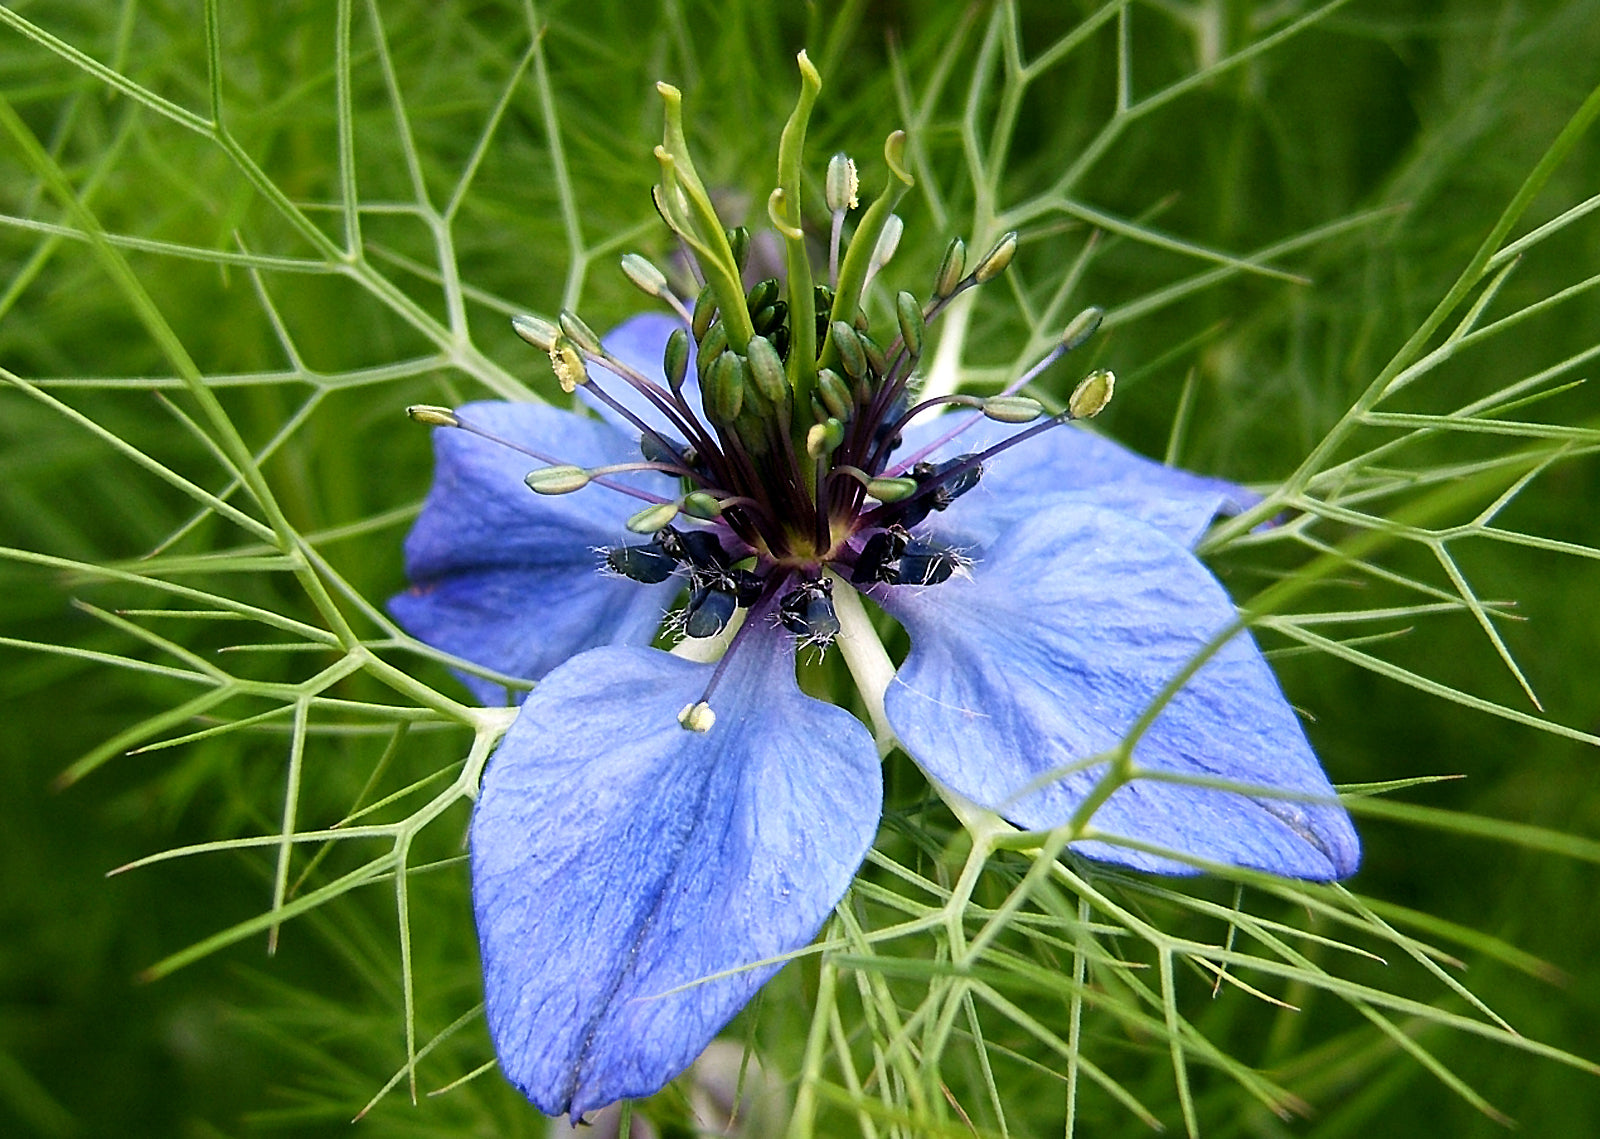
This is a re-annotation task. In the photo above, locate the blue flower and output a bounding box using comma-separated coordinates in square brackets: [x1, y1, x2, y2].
[389, 71, 1357, 1122]
[391, 318, 1359, 1121]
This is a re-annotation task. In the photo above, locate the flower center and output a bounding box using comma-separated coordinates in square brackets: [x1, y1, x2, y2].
[406, 71, 1116, 727]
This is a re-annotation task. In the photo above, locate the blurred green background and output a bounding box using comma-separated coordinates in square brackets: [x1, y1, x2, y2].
[2, 1, 1599, 1135]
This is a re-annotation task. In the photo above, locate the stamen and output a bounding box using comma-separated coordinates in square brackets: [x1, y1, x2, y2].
[621, 252, 694, 326]
[407, 409, 671, 505]
[861, 386, 1112, 531]
[583, 347, 717, 464]
[677, 579, 788, 731]
[677, 701, 716, 733]
[826, 152, 856, 288]
[525, 460, 698, 496]
[862, 213, 903, 293]
[883, 308, 1101, 476]
[778, 576, 841, 645]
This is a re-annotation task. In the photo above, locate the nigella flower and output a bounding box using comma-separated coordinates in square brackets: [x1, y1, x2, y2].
[391, 60, 1358, 1123]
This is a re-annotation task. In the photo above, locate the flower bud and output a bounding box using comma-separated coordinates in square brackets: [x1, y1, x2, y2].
[511, 313, 558, 352]
[524, 465, 592, 494]
[825, 153, 859, 212]
[1068, 369, 1115, 420]
[705, 351, 746, 423]
[973, 232, 1018, 283]
[557, 309, 601, 353]
[869, 213, 903, 273]
[982, 395, 1045, 424]
[816, 369, 853, 421]
[620, 253, 671, 299]
[858, 331, 887, 378]
[682, 490, 723, 519]
[746, 277, 780, 314]
[727, 226, 750, 273]
[405, 404, 459, 428]
[696, 322, 728, 379]
[934, 237, 966, 298]
[831, 320, 867, 380]
[663, 327, 690, 393]
[626, 501, 681, 534]
[1061, 305, 1105, 352]
[806, 418, 845, 459]
[745, 334, 788, 404]
[866, 476, 918, 503]
[692, 284, 718, 341]
[751, 301, 786, 335]
[895, 291, 924, 358]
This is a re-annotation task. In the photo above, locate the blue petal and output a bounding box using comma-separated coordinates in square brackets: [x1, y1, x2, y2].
[876, 505, 1359, 879]
[471, 632, 881, 1119]
[389, 401, 676, 703]
[579, 313, 704, 437]
[896, 415, 1258, 548]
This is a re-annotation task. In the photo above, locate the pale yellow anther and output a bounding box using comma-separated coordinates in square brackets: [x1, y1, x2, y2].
[1069, 369, 1116, 420]
[678, 701, 716, 733]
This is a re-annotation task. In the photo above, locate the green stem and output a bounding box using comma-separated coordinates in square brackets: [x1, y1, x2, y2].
[655, 83, 754, 350]
[777, 52, 823, 432]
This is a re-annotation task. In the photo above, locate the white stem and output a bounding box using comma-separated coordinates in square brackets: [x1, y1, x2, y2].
[829, 572, 1019, 841]
[669, 608, 744, 662]
[827, 574, 898, 755]
[918, 287, 975, 401]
